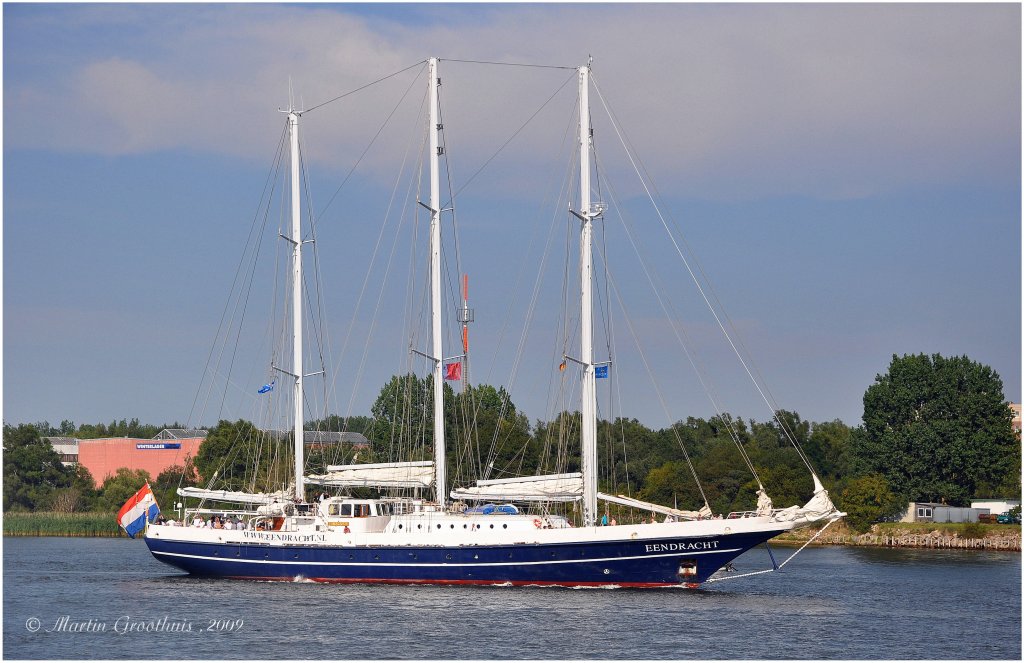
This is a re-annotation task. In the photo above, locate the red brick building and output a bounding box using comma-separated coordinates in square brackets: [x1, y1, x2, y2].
[75, 430, 205, 486]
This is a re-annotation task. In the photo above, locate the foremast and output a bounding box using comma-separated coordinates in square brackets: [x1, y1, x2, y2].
[578, 64, 598, 527]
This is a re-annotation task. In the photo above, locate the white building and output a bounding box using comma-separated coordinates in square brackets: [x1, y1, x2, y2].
[970, 499, 1020, 515]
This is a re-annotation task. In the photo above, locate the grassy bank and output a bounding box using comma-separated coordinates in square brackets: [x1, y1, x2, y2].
[773, 520, 1021, 551]
[3, 511, 124, 537]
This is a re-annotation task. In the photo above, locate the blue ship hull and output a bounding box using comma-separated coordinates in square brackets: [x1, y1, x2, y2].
[145, 529, 783, 586]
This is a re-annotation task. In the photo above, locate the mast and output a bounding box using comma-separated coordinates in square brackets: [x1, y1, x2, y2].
[428, 57, 446, 508]
[578, 64, 598, 527]
[288, 107, 305, 503]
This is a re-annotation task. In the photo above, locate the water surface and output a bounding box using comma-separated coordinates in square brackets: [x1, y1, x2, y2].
[3, 537, 1020, 659]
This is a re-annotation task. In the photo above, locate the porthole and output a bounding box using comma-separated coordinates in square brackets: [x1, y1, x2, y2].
[417, 524, 422, 529]
[463, 524, 468, 529]
[398, 524, 403, 529]
[348, 554, 354, 560]
[294, 553, 299, 559]
[502, 524, 508, 529]
[450, 524, 455, 529]
[374, 554, 380, 560]
[489, 524, 494, 529]
[437, 524, 442, 529]
[445, 554, 452, 560]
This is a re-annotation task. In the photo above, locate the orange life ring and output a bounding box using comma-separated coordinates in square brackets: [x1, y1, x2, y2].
[533, 518, 543, 529]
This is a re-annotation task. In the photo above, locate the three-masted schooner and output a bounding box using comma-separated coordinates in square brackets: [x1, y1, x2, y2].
[145, 58, 842, 587]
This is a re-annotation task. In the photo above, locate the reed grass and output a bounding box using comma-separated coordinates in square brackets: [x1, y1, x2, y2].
[3, 511, 125, 537]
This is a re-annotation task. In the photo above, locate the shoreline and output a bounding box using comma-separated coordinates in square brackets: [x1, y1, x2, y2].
[772, 522, 1021, 552]
[5, 513, 1021, 551]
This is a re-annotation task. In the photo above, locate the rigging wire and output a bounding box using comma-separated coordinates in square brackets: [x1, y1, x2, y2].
[343, 93, 429, 450]
[591, 148, 763, 486]
[590, 75, 818, 478]
[315, 63, 427, 220]
[595, 244, 710, 509]
[441, 58, 576, 71]
[478, 115, 577, 479]
[442, 71, 577, 207]
[189, 124, 289, 429]
[323, 83, 428, 425]
[303, 60, 427, 115]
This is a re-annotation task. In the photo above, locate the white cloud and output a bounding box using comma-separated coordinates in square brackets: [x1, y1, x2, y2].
[5, 4, 1019, 200]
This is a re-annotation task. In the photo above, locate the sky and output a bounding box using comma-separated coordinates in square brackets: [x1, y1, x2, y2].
[3, 3, 1021, 433]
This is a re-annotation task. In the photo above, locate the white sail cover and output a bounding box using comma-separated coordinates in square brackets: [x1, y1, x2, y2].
[305, 460, 434, 489]
[176, 487, 294, 505]
[450, 473, 583, 502]
[772, 474, 842, 522]
[596, 492, 713, 520]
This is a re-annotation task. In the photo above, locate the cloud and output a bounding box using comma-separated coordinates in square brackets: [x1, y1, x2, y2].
[5, 4, 1020, 200]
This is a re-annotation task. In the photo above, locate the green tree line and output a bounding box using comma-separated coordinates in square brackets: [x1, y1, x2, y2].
[5, 353, 1018, 533]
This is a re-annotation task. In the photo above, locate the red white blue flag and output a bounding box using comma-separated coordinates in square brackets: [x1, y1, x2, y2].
[117, 483, 160, 539]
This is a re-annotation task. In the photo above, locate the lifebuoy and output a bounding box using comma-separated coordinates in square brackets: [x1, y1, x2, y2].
[533, 518, 543, 529]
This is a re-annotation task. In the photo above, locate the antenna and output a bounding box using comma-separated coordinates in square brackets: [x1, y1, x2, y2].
[458, 274, 474, 387]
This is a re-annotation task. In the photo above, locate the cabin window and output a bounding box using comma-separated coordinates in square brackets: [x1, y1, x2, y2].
[340, 504, 352, 517]
[328, 504, 339, 516]
[355, 504, 370, 518]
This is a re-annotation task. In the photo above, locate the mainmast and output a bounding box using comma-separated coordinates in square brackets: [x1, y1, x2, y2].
[578, 64, 598, 527]
[428, 57, 446, 508]
[288, 106, 305, 502]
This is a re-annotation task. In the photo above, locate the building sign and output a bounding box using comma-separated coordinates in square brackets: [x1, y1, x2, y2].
[136, 443, 181, 450]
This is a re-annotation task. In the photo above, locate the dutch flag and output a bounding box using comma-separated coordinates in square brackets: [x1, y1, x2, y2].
[117, 483, 160, 539]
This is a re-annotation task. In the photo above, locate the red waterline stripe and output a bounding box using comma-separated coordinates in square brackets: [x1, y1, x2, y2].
[228, 575, 687, 588]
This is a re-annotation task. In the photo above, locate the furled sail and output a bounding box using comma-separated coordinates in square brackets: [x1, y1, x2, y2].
[772, 474, 842, 523]
[305, 460, 434, 489]
[597, 492, 713, 520]
[176, 486, 294, 505]
[450, 472, 583, 502]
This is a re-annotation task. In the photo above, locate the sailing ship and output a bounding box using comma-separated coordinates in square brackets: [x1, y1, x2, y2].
[145, 58, 842, 587]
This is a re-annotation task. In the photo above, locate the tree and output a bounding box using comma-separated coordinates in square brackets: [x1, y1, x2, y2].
[96, 468, 153, 512]
[448, 383, 535, 487]
[852, 353, 1017, 505]
[2, 424, 74, 511]
[50, 488, 83, 513]
[71, 465, 99, 511]
[840, 474, 905, 532]
[153, 460, 198, 514]
[369, 374, 435, 461]
[193, 419, 288, 491]
[804, 419, 852, 483]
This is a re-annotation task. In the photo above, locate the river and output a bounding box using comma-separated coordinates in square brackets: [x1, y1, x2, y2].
[3, 536, 1019, 659]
